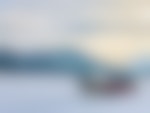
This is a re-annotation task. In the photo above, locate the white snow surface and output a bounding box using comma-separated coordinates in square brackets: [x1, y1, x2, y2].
[0, 72, 150, 113]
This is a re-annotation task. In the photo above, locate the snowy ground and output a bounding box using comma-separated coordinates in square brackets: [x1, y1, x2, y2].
[0, 72, 150, 113]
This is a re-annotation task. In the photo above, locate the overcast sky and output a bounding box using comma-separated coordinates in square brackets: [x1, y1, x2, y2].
[0, 0, 150, 64]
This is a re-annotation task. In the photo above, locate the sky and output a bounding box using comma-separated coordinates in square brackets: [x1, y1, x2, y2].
[0, 0, 150, 65]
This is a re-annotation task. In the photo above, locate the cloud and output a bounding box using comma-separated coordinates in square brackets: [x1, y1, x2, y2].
[0, 0, 150, 58]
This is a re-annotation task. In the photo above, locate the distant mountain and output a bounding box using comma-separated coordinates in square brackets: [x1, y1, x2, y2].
[0, 49, 94, 75]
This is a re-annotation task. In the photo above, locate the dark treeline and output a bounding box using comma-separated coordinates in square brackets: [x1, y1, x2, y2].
[0, 50, 94, 75]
